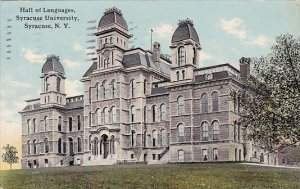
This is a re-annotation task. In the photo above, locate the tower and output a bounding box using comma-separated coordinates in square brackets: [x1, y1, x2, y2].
[95, 7, 131, 70]
[170, 19, 201, 82]
[40, 55, 66, 106]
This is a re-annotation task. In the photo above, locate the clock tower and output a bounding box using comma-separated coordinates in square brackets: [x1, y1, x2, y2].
[95, 7, 131, 70]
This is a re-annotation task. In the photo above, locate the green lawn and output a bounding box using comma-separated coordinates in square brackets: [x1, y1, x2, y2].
[0, 163, 299, 189]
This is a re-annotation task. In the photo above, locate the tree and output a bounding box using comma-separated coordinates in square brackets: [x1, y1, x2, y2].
[241, 34, 300, 152]
[1, 144, 19, 170]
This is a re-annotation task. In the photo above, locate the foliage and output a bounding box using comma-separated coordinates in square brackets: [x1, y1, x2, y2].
[242, 34, 300, 151]
[1, 144, 19, 170]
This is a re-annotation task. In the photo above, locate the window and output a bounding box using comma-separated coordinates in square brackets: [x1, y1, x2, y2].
[130, 79, 136, 97]
[152, 154, 156, 160]
[176, 71, 180, 81]
[160, 104, 166, 121]
[45, 77, 49, 92]
[77, 115, 81, 130]
[238, 123, 241, 141]
[89, 111, 92, 127]
[77, 137, 82, 152]
[182, 70, 185, 80]
[27, 140, 31, 154]
[143, 79, 147, 95]
[130, 106, 136, 122]
[178, 47, 185, 65]
[112, 106, 117, 123]
[143, 131, 147, 147]
[27, 119, 31, 134]
[105, 38, 108, 44]
[202, 122, 208, 141]
[68, 117, 73, 132]
[178, 96, 184, 115]
[104, 108, 109, 124]
[96, 83, 99, 100]
[32, 118, 36, 133]
[58, 116, 62, 131]
[131, 130, 136, 147]
[152, 130, 158, 147]
[110, 37, 112, 43]
[152, 105, 156, 122]
[44, 116, 49, 131]
[110, 136, 115, 154]
[193, 47, 196, 65]
[212, 121, 219, 140]
[103, 81, 109, 99]
[95, 109, 101, 125]
[89, 135, 92, 150]
[58, 138, 62, 153]
[202, 149, 208, 161]
[177, 123, 185, 142]
[213, 148, 218, 160]
[234, 121, 237, 141]
[212, 91, 219, 111]
[201, 93, 208, 113]
[56, 77, 61, 92]
[44, 159, 48, 167]
[44, 138, 49, 153]
[178, 150, 184, 161]
[111, 80, 116, 98]
[144, 106, 147, 122]
[160, 129, 167, 146]
[89, 87, 92, 103]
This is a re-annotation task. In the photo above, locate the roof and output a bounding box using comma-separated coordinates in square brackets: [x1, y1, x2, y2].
[83, 62, 97, 77]
[98, 7, 128, 30]
[151, 87, 168, 95]
[66, 99, 84, 109]
[42, 55, 65, 75]
[195, 71, 235, 82]
[172, 19, 199, 43]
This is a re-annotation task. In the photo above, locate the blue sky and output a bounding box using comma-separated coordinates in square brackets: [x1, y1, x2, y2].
[0, 0, 299, 169]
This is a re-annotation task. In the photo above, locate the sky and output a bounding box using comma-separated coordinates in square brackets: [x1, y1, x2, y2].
[0, 0, 299, 170]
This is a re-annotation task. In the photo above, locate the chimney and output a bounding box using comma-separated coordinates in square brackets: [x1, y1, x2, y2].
[152, 42, 160, 63]
[239, 57, 250, 80]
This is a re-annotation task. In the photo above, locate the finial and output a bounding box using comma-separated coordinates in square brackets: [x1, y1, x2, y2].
[178, 18, 194, 26]
[104, 6, 122, 15]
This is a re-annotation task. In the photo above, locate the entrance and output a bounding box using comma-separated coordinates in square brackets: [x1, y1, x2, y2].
[100, 134, 109, 159]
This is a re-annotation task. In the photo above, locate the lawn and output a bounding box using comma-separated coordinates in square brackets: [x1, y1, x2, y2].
[0, 163, 299, 189]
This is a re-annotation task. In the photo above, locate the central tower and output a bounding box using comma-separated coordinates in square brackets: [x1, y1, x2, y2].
[95, 7, 131, 70]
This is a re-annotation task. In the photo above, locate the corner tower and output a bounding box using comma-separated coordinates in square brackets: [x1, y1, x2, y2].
[40, 55, 66, 106]
[170, 19, 201, 82]
[95, 7, 131, 70]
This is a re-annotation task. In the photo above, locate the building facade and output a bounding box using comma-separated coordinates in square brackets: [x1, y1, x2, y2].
[20, 7, 275, 169]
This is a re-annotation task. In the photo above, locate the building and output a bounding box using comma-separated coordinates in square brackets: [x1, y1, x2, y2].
[19, 7, 276, 169]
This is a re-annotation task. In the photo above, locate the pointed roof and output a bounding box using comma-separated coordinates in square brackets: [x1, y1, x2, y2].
[41, 55, 65, 75]
[98, 7, 128, 30]
[171, 19, 199, 43]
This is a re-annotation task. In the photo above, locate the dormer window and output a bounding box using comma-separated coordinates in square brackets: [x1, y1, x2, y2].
[178, 46, 185, 66]
[206, 74, 212, 80]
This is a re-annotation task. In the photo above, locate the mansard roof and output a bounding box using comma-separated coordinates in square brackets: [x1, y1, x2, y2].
[171, 19, 199, 44]
[98, 7, 128, 30]
[42, 55, 65, 75]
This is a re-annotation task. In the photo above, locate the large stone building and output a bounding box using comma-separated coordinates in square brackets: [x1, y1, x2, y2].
[20, 7, 276, 169]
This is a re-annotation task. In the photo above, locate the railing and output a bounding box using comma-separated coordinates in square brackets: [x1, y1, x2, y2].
[158, 147, 169, 160]
[61, 155, 74, 166]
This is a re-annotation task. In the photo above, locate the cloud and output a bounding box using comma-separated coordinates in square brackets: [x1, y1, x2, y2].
[62, 59, 81, 69]
[10, 80, 32, 89]
[152, 23, 175, 39]
[252, 35, 269, 47]
[65, 79, 82, 97]
[21, 48, 46, 64]
[73, 42, 85, 52]
[219, 18, 247, 39]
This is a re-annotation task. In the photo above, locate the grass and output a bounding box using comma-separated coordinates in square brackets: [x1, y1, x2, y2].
[0, 163, 299, 189]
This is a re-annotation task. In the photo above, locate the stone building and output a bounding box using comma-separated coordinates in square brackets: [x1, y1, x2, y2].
[19, 7, 276, 168]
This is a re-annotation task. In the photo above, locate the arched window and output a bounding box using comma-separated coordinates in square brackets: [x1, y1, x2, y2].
[33, 140, 37, 154]
[131, 130, 136, 147]
[44, 116, 49, 131]
[178, 46, 185, 65]
[152, 130, 158, 147]
[103, 81, 109, 99]
[58, 116, 62, 131]
[202, 149, 208, 161]
[130, 105, 136, 122]
[56, 77, 61, 92]
[68, 117, 72, 132]
[58, 138, 62, 153]
[152, 105, 156, 122]
[144, 106, 147, 122]
[105, 38, 108, 44]
[202, 121, 208, 141]
[213, 148, 218, 160]
[104, 107, 109, 124]
[178, 96, 184, 115]
[110, 37, 112, 43]
[144, 79, 147, 95]
[160, 129, 167, 146]
[96, 83, 99, 100]
[212, 91, 219, 111]
[110, 136, 115, 154]
[177, 123, 185, 142]
[95, 109, 101, 125]
[212, 121, 219, 140]
[182, 70, 185, 80]
[111, 80, 116, 98]
[77, 137, 82, 152]
[27, 119, 31, 134]
[201, 93, 208, 113]
[89, 87, 92, 103]
[77, 115, 81, 130]
[160, 104, 166, 121]
[89, 135, 92, 150]
[89, 111, 92, 127]
[32, 118, 36, 133]
[44, 138, 49, 153]
[176, 71, 180, 81]
[112, 106, 117, 123]
[130, 79, 136, 97]
[45, 77, 50, 92]
[193, 47, 196, 65]
[100, 39, 102, 46]
[27, 140, 31, 154]
[178, 150, 184, 161]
